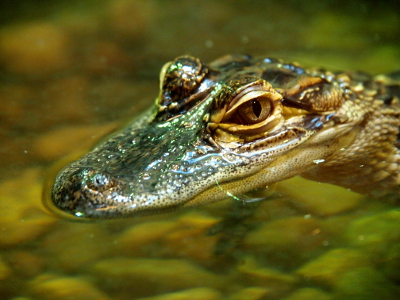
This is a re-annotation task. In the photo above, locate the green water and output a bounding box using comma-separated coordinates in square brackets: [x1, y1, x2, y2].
[0, 1, 399, 299]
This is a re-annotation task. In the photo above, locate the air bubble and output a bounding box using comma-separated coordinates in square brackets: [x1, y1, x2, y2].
[313, 159, 325, 164]
[117, 144, 126, 153]
[142, 173, 151, 180]
[205, 40, 213, 48]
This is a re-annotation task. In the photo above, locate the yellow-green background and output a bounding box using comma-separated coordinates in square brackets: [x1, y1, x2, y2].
[0, 1, 399, 299]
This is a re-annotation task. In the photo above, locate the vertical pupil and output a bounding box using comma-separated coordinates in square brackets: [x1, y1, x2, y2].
[252, 100, 262, 118]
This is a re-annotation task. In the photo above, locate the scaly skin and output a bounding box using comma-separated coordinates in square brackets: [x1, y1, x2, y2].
[50, 55, 400, 218]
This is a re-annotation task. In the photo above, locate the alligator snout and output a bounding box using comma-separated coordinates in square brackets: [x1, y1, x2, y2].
[51, 167, 122, 218]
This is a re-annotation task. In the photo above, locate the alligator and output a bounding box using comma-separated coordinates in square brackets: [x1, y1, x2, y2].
[50, 55, 400, 218]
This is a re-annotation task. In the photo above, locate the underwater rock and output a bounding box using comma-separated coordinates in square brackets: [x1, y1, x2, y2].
[107, 0, 154, 39]
[244, 215, 328, 267]
[136, 287, 222, 300]
[228, 287, 271, 300]
[0, 22, 71, 76]
[41, 221, 114, 272]
[36, 76, 93, 129]
[116, 211, 221, 266]
[333, 267, 400, 300]
[278, 177, 364, 216]
[281, 287, 332, 300]
[380, 243, 400, 284]
[116, 219, 179, 256]
[33, 123, 116, 162]
[295, 248, 371, 287]
[30, 274, 111, 300]
[0, 254, 12, 280]
[156, 212, 221, 265]
[6, 251, 44, 279]
[345, 209, 400, 258]
[91, 257, 223, 298]
[237, 256, 299, 298]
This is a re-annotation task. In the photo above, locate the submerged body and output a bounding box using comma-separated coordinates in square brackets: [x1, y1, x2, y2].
[51, 55, 400, 218]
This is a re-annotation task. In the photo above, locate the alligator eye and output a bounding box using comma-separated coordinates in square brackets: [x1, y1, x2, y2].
[237, 96, 272, 124]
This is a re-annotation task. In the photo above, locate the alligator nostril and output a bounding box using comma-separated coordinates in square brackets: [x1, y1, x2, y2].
[88, 173, 108, 189]
[94, 176, 104, 186]
[83, 171, 116, 192]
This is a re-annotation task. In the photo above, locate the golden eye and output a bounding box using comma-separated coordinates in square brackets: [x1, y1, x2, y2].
[236, 96, 272, 124]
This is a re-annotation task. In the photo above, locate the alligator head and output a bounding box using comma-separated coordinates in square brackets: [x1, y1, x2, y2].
[50, 55, 399, 218]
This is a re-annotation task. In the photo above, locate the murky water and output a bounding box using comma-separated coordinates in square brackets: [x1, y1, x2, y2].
[0, 1, 400, 299]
